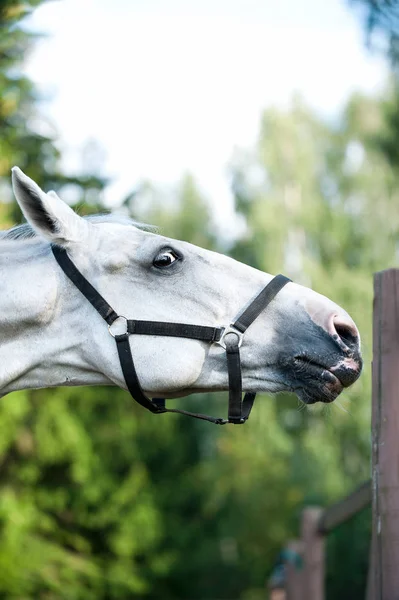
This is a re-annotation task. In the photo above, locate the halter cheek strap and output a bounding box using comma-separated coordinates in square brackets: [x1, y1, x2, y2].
[51, 245, 290, 425]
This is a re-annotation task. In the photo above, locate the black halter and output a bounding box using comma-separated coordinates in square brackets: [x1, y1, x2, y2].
[51, 245, 290, 425]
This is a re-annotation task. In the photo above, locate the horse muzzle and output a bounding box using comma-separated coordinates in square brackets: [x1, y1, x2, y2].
[290, 351, 362, 404]
[279, 304, 362, 404]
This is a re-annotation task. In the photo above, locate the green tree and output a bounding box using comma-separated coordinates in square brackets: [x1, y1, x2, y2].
[351, 1, 399, 172]
[123, 172, 217, 250]
[351, 0, 399, 65]
[0, 0, 107, 225]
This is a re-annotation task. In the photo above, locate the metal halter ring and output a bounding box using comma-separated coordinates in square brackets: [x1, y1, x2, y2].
[217, 325, 244, 350]
[108, 316, 128, 338]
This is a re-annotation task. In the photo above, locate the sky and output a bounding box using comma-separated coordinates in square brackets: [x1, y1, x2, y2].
[24, 0, 387, 220]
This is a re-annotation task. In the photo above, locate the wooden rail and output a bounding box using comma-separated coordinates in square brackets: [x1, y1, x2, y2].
[269, 269, 399, 600]
[318, 480, 371, 535]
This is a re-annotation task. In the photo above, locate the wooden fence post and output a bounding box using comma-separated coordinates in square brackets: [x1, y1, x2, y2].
[285, 540, 303, 600]
[301, 507, 324, 600]
[371, 269, 399, 599]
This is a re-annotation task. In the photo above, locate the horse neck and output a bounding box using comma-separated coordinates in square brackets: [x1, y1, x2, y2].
[0, 240, 111, 396]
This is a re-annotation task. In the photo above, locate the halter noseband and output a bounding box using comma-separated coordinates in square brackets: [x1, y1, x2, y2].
[52, 245, 290, 425]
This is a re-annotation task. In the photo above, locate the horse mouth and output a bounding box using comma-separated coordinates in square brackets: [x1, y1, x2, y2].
[290, 356, 346, 404]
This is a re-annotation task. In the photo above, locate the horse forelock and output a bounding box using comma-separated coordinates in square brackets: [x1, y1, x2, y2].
[0, 214, 158, 242]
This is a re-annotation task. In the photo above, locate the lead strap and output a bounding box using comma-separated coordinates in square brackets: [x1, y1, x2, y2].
[114, 332, 228, 425]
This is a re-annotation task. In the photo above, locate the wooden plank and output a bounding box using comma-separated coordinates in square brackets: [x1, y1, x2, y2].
[318, 481, 371, 535]
[371, 269, 399, 600]
[285, 540, 303, 600]
[301, 507, 325, 600]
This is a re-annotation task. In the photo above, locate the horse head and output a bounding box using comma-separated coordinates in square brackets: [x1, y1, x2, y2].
[4, 167, 362, 420]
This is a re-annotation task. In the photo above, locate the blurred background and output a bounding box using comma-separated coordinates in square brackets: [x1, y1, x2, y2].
[0, 0, 397, 598]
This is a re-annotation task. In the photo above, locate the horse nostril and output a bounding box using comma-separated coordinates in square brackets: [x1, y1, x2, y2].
[331, 315, 360, 351]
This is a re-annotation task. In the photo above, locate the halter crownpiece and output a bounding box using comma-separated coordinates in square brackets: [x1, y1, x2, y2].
[51, 245, 291, 425]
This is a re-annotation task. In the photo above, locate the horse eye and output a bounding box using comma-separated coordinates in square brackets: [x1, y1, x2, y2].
[153, 249, 180, 269]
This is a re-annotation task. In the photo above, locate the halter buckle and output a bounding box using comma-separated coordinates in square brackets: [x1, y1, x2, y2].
[108, 316, 128, 338]
[217, 325, 244, 349]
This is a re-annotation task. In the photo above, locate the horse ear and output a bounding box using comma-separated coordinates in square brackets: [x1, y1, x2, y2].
[11, 167, 88, 246]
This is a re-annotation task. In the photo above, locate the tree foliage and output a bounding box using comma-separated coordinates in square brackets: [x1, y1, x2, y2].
[350, 0, 399, 172]
[351, 0, 399, 65]
[0, 0, 107, 226]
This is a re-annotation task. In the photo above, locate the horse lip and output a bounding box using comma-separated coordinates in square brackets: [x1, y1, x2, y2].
[294, 355, 361, 388]
[330, 356, 362, 388]
[294, 355, 336, 376]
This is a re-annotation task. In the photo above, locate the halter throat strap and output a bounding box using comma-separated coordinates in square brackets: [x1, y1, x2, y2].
[51, 245, 290, 425]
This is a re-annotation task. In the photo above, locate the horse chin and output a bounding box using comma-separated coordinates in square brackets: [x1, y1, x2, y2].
[295, 379, 343, 404]
[289, 361, 345, 404]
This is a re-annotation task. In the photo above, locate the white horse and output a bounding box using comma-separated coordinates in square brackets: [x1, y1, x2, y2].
[0, 167, 361, 422]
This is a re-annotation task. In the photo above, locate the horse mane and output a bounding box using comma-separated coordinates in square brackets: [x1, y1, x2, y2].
[0, 214, 157, 241]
